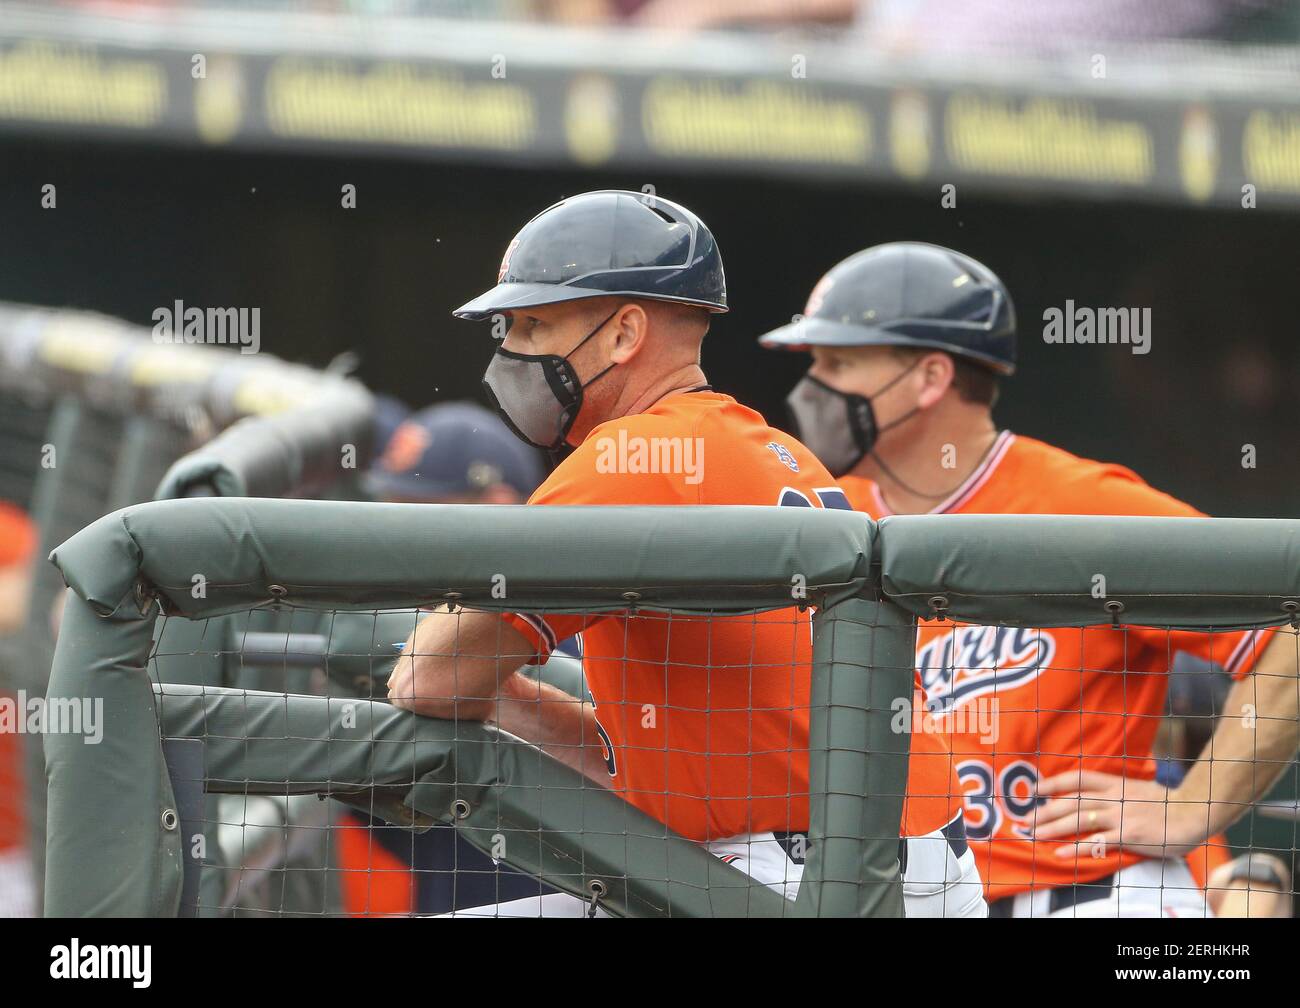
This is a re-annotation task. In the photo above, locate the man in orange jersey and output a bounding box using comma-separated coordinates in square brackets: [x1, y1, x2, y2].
[761, 241, 1298, 917]
[387, 192, 986, 917]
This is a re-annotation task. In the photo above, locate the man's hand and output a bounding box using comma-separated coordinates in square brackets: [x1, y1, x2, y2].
[1034, 770, 1205, 859]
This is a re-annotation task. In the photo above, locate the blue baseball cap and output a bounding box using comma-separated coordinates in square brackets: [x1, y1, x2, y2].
[367, 401, 545, 501]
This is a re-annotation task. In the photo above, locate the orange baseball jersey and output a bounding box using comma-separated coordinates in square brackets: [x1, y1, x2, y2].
[505, 391, 963, 843]
[844, 431, 1272, 900]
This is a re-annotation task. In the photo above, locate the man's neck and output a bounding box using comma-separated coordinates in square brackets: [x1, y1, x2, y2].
[625, 365, 709, 416]
[568, 365, 708, 444]
[857, 415, 1000, 515]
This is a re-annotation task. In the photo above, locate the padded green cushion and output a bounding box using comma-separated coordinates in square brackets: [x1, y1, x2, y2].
[879, 514, 1300, 629]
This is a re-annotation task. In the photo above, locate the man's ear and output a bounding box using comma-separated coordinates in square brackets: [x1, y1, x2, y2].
[608, 303, 649, 364]
[917, 351, 955, 409]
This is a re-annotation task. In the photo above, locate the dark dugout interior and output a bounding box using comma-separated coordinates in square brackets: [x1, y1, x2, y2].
[3, 134, 1295, 517]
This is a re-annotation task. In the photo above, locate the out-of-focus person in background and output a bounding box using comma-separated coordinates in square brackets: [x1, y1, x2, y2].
[1207, 851, 1294, 917]
[0, 501, 34, 636]
[0, 500, 37, 917]
[1157, 657, 1295, 917]
[854, 0, 1296, 54]
[336, 400, 548, 916]
[365, 400, 544, 505]
[539, 0, 1294, 47]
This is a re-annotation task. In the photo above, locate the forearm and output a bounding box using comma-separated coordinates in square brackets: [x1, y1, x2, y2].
[1174, 632, 1300, 836]
[491, 673, 613, 788]
[388, 609, 536, 719]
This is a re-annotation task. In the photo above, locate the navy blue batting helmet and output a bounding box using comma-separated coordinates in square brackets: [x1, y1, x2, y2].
[760, 242, 1016, 375]
[454, 190, 727, 320]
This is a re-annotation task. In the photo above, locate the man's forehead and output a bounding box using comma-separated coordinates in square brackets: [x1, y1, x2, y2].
[507, 299, 609, 321]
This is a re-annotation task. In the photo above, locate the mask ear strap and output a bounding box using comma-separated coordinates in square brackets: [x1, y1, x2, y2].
[868, 353, 925, 400]
[580, 360, 618, 392]
[564, 308, 621, 361]
[570, 308, 625, 398]
[864, 353, 926, 438]
[877, 403, 922, 436]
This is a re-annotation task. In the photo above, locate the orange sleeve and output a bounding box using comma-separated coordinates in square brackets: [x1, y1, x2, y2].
[0, 503, 36, 569]
[1075, 464, 1205, 519]
[502, 611, 594, 665]
[1084, 471, 1278, 680]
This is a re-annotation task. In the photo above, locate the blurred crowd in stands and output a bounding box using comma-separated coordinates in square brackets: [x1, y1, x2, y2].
[43, 0, 1300, 47]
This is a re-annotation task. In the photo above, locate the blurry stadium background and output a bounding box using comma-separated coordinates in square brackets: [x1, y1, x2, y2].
[0, 0, 1298, 917]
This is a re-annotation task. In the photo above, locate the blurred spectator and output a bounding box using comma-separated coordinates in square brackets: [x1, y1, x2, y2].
[369, 393, 411, 467]
[366, 400, 544, 504]
[1207, 852, 1294, 917]
[542, 0, 851, 29]
[1155, 652, 1292, 917]
[47, 0, 1300, 42]
[0, 502, 34, 636]
[0, 500, 36, 917]
[856, 0, 1293, 55]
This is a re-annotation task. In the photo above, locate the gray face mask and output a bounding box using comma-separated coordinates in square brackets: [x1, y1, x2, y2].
[481, 309, 618, 451]
[785, 359, 922, 477]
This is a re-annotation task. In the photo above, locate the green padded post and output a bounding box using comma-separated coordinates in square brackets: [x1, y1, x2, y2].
[44, 593, 183, 917]
[796, 595, 914, 917]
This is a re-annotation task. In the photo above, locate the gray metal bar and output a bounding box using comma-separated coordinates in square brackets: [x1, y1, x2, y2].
[237, 632, 327, 667]
[162, 738, 206, 918]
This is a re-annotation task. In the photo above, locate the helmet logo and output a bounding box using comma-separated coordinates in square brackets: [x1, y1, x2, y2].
[497, 238, 521, 282]
[805, 274, 834, 316]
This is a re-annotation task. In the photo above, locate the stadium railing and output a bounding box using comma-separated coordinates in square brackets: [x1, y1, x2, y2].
[42, 501, 1300, 916]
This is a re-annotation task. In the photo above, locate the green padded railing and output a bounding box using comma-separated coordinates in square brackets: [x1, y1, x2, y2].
[43, 499, 1300, 917]
[45, 498, 908, 918]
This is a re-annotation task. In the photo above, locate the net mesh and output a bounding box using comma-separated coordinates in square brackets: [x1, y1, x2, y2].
[143, 596, 1298, 918]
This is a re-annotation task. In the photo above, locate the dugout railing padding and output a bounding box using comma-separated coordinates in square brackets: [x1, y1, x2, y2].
[43, 500, 1300, 917]
[45, 499, 910, 918]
